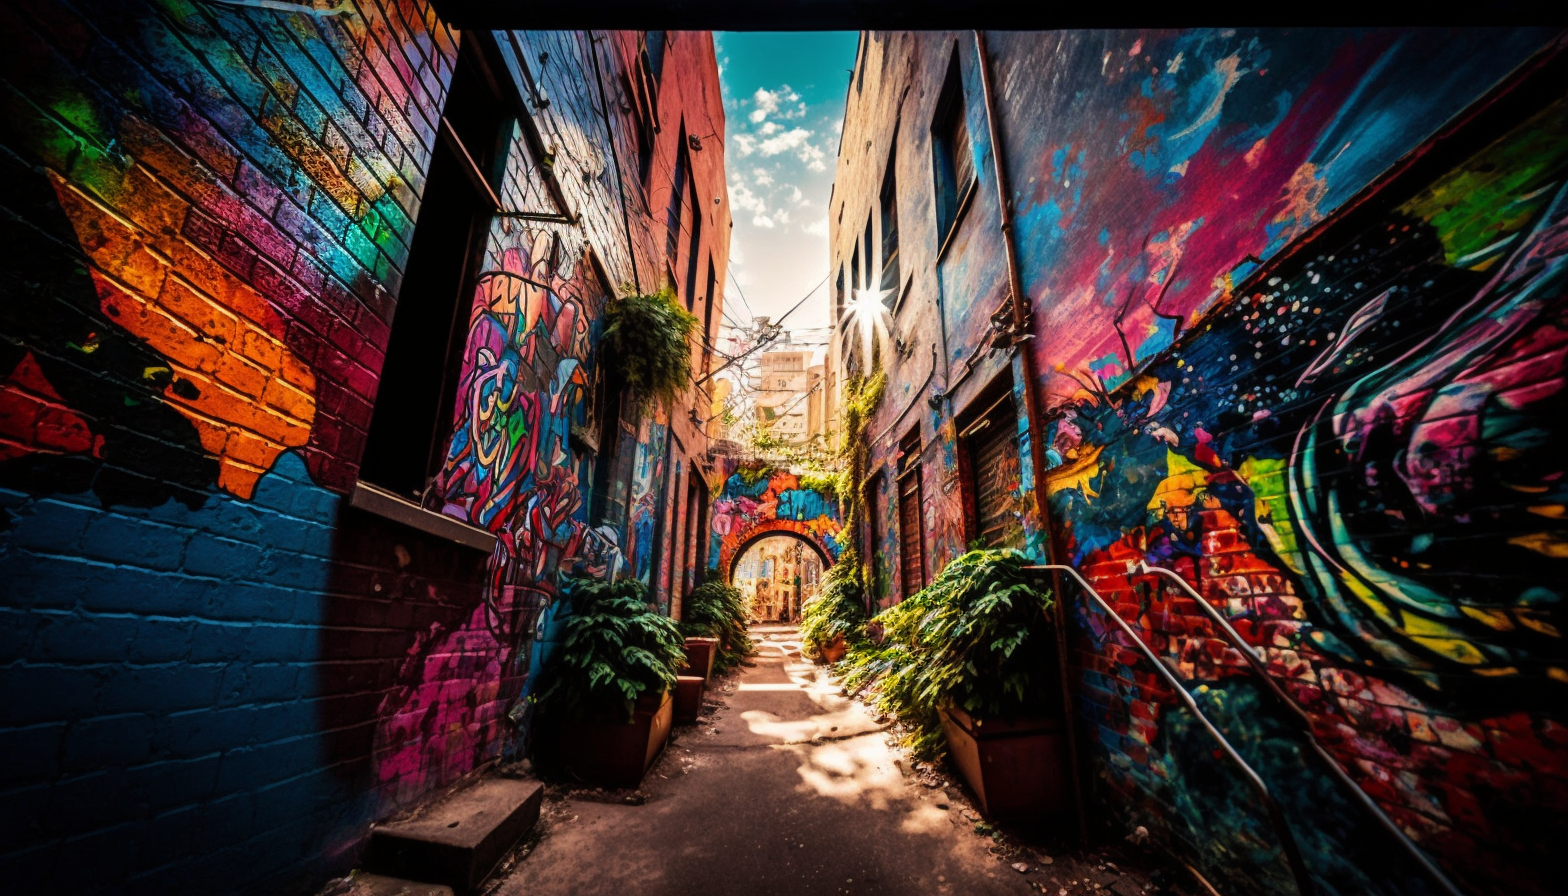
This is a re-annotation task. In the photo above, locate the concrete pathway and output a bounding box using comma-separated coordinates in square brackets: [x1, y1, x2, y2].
[494, 625, 1039, 896]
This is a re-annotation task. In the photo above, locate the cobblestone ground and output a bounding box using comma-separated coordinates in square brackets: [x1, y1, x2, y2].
[487, 626, 1191, 896]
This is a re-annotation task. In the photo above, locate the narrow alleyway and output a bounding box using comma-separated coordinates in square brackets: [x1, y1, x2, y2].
[495, 626, 1052, 896]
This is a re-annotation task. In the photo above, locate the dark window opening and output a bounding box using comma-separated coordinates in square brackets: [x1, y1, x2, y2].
[850, 243, 861, 299]
[359, 43, 506, 503]
[959, 376, 1023, 551]
[864, 469, 886, 608]
[701, 258, 717, 373]
[862, 215, 874, 292]
[666, 132, 688, 271]
[879, 157, 900, 300]
[897, 430, 925, 599]
[645, 31, 667, 81]
[932, 47, 975, 247]
[834, 265, 845, 325]
[683, 171, 702, 310]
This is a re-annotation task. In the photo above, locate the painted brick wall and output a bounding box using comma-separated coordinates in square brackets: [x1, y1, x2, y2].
[834, 28, 1567, 896]
[1, 6, 728, 894]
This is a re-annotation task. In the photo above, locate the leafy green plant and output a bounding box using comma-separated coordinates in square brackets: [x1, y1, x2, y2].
[679, 573, 755, 674]
[601, 286, 700, 413]
[842, 549, 1055, 760]
[796, 470, 838, 500]
[800, 547, 866, 658]
[535, 577, 686, 722]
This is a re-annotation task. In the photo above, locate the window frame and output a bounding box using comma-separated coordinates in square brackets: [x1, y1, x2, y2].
[931, 47, 978, 258]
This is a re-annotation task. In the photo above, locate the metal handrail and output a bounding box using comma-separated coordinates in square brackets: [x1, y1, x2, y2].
[1024, 565, 1316, 896]
[1133, 562, 1466, 896]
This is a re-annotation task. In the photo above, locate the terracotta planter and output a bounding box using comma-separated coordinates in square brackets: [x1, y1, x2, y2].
[815, 633, 847, 665]
[556, 690, 674, 788]
[939, 704, 1067, 823]
[673, 675, 705, 723]
[682, 637, 718, 681]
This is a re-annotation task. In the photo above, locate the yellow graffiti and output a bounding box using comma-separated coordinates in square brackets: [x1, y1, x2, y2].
[1508, 532, 1568, 558]
[1043, 445, 1103, 499]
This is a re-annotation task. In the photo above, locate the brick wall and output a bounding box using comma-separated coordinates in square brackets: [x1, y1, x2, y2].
[1, 6, 727, 894]
[834, 28, 1568, 896]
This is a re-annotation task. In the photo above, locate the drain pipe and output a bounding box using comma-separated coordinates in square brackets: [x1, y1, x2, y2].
[973, 30, 1088, 845]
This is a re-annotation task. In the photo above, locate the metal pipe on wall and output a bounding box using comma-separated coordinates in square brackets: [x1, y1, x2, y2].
[971, 29, 1088, 845]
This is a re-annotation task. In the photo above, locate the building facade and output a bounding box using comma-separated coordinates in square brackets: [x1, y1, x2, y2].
[751, 347, 815, 445]
[832, 29, 1568, 896]
[0, 4, 727, 892]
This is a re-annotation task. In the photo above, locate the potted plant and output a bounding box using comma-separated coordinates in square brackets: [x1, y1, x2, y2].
[844, 549, 1066, 822]
[531, 577, 686, 788]
[800, 550, 865, 664]
[679, 573, 755, 675]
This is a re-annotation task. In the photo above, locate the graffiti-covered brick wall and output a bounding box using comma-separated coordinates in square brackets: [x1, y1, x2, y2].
[0, 4, 728, 893]
[834, 28, 1567, 896]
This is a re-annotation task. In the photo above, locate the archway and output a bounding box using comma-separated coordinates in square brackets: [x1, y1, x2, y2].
[706, 460, 843, 581]
[725, 525, 834, 585]
[729, 530, 831, 623]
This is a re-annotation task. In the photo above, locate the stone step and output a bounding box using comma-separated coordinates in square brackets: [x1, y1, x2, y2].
[366, 778, 544, 894]
[342, 872, 455, 896]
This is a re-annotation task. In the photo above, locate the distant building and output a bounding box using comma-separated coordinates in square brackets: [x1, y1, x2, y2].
[751, 348, 815, 445]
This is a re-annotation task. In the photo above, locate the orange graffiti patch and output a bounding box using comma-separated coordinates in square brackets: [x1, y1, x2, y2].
[52, 177, 316, 499]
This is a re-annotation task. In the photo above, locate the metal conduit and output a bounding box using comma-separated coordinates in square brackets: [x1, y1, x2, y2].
[1132, 562, 1467, 896]
[1023, 564, 1316, 896]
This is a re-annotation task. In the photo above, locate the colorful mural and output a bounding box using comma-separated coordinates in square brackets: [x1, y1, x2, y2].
[1044, 86, 1568, 896]
[836, 26, 1566, 896]
[708, 459, 843, 580]
[0, 7, 729, 892]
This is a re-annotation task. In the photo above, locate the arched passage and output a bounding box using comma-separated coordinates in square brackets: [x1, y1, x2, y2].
[725, 523, 834, 585]
[706, 460, 843, 582]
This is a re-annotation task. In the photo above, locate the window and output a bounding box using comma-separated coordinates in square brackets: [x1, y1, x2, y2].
[683, 175, 702, 310]
[865, 469, 886, 606]
[862, 215, 874, 292]
[960, 381, 1024, 550]
[897, 431, 925, 599]
[666, 133, 687, 271]
[879, 157, 900, 298]
[358, 40, 509, 504]
[645, 31, 667, 81]
[834, 265, 845, 325]
[701, 258, 717, 373]
[932, 48, 975, 247]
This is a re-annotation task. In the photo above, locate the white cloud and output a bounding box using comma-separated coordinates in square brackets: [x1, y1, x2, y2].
[833, 119, 844, 134]
[732, 134, 757, 157]
[753, 167, 774, 186]
[760, 121, 780, 136]
[788, 186, 803, 203]
[753, 213, 776, 228]
[774, 209, 792, 225]
[729, 179, 767, 214]
[749, 108, 768, 123]
[758, 127, 812, 157]
[804, 219, 829, 237]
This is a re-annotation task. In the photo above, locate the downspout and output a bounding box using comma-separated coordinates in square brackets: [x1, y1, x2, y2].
[973, 30, 1088, 845]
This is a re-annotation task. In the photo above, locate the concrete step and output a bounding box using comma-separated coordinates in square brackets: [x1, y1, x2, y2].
[342, 872, 455, 896]
[366, 778, 544, 894]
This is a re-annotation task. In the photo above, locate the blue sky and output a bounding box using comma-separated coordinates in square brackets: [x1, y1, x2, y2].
[715, 32, 858, 333]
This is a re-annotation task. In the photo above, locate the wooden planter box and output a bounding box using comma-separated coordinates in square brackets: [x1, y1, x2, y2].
[815, 633, 847, 665]
[673, 675, 705, 723]
[939, 704, 1067, 823]
[556, 690, 673, 789]
[682, 637, 718, 681]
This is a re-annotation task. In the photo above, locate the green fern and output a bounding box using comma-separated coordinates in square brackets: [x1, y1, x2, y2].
[679, 572, 756, 674]
[841, 550, 1055, 761]
[799, 547, 867, 658]
[536, 577, 687, 722]
[602, 287, 699, 413]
